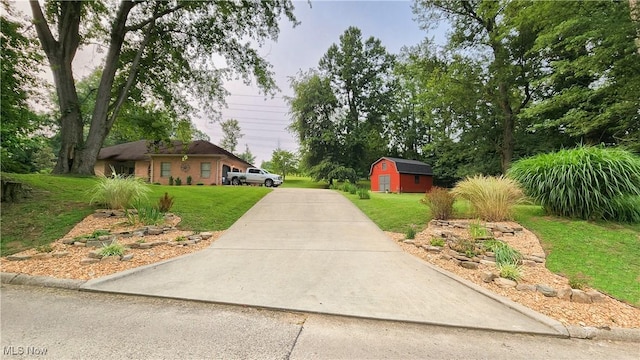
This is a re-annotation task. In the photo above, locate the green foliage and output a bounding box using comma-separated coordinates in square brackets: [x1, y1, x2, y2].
[468, 220, 490, 239]
[483, 240, 522, 266]
[498, 263, 522, 282]
[430, 237, 445, 247]
[168, 176, 174, 186]
[423, 187, 454, 220]
[270, 148, 298, 181]
[405, 226, 417, 240]
[36, 244, 53, 253]
[451, 238, 478, 258]
[509, 146, 640, 221]
[219, 119, 243, 153]
[186, 176, 192, 186]
[357, 188, 370, 200]
[237, 144, 256, 165]
[98, 242, 126, 257]
[452, 175, 524, 221]
[90, 170, 150, 209]
[175, 236, 187, 242]
[568, 273, 591, 290]
[158, 192, 175, 213]
[174, 177, 182, 186]
[127, 202, 164, 226]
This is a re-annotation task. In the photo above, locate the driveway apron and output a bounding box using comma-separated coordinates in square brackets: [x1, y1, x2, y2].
[83, 188, 566, 336]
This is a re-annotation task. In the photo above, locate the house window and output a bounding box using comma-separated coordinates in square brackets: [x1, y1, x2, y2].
[201, 162, 211, 178]
[414, 175, 420, 184]
[381, 161, 387, 170]
[160, 162, 171, 177]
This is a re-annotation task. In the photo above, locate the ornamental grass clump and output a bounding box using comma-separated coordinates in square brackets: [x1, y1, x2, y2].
[451, 175, 524, 222]
[90, 167, 150, 209]
[508, 146, 640, 221]
[423, 187, 455, 220]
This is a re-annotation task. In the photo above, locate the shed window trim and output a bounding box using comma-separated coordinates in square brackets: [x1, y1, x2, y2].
[381, 161, 387, 170]
[414, 175, 420, 184]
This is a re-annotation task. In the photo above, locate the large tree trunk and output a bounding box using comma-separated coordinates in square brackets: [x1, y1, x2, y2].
[30, 1, 83, 174]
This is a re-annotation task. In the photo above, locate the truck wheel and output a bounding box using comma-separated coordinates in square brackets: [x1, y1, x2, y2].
[265, 179, 274, 187]
[232, 178, 240, 186]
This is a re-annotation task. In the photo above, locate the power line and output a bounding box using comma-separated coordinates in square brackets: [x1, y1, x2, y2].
[226, 108, 288, 114]
[227, 93, 287, 99]
[226, 102, 288, 109]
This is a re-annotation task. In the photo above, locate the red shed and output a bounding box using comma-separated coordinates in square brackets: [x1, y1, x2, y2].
[369, 157, 433, 193]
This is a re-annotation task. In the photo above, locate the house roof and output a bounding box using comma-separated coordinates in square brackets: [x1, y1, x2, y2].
[370, 157, 433, 176]
[97, 140, 253, 167]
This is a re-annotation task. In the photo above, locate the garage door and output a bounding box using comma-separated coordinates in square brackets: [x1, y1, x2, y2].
[378, 175, 390, 192]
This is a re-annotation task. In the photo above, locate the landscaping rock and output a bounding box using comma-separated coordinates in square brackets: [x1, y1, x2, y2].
[516, 284, 537, 292]
[536, 284, 558, 297]
[200, 232, 213, 240]
[402, 240, 416, 244]
[61, 238, 76, 245]
[147, 241, 167, 247]
[531, 252, 546, 259]
[6, 255, 32, 261]
[120, 254, 134, 261]
[524, 255, 545, 263]
[460, 261, 479, 270]
[73, 242, 86, 247]
[522, 260, 538, 267]
[146, 227, 164, 236]
[86, 235, 115, 248]
[439, 254, 452, 261]
[557, 288, 572, 300]
[453, 254, 471, 262]
[87, 250, 103, 259]
[101, 255, 120, 263]
[422, 245, 442, 253]
[80, 258, 100, 265]
[571, 289, 592, 304]
[133, 231, 146, 237]
[586, 290, 607, 303]
[52, 251, 70, 258]
[494, 278, 517, 288]
[138, 243, 152, 249]
[481, 271, 497, 283]
[479, 259, 496, 266]
[30, 253, 52, 260]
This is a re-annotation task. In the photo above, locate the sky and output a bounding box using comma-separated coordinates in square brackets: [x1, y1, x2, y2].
[207, 0, 446, 165]
[11, 0, 447, 166]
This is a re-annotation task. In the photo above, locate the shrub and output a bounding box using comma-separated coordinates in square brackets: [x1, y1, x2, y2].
[405, 226, 416, 240]
[348, 184, 357, 195]
[158, 192, 174, 213]
[169, 176, 174, 186]
[186, 176, 192, 185]
[498, 263, 522, 282]
[357, 188, 370, 199]
[126, 201, 164, 226]
[430, 237, 445, 247]
[508, 146, 640, 221]
[423, 187, 454, 220]
[451, 175, 523, 221]
[90, 169, 150, 209]
[99, 242, 126, 257]
[175, 177, 182, 186]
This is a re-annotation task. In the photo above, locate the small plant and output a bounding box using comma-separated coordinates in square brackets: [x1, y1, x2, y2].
[405, 226, 417, 240]
[451, 238, 478, 257]
[169, 176, 174, 186]
[136, 239, 146, 243]
[348, 184, 357, 195]
[357, 188, 370, 199]
[175, 177, 182, 186]
[91, 229, 111, 238]
[158, 192, 175, 213]
[89, 167, 150, 209]
[430, 237, 445, 247]
[483, 240, 522, 266]
[451, 175, 524, 221]
[36, 244, 53, 253]
[175, 235, 187, 242]
[423, 187, 455, 220]
[499, 263, 522, 281]
[469, 220, 490, 239]
[186, 175, 192, 185]
[98, 242, 126, 257]
[197, 183, 204, 186]
[568, 273, 591, 290]
[126, 201, 164, 226]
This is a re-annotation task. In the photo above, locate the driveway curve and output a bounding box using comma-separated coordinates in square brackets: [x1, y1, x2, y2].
[83, 188, 566, 336]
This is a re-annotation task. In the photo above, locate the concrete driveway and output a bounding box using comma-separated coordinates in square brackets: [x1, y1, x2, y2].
[83, 188, 567, 336]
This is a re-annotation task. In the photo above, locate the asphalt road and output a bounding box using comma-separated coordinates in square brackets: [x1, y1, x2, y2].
[1, 285, 637, 360]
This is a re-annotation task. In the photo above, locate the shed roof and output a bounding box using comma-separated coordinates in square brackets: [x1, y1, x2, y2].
[370, 157, 433, 176]
[97, 140, 253, 167]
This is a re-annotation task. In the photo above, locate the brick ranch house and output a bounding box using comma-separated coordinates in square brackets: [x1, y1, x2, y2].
[369, 157, 433, 193]
[94, 140, 253, 185]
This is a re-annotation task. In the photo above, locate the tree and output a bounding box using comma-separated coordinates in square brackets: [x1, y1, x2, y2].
[1, 5, 48, 173]
[270, 148, 298, 180]
[413, 0, 539, 172]
[318, 26, 396, 175]
[29, 0, 298, 174]
[521, 1, 640, 152]
[237, 144, 255, 165]
[219, 119, 243, 153]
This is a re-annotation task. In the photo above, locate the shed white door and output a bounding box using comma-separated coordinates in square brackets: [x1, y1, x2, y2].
[378, 175, 390, 192]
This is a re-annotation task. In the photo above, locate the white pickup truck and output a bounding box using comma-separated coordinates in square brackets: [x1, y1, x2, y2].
[227, 167, 283, 187]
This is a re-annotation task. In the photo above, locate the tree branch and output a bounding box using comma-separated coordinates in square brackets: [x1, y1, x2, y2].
[29, 0, 57, 56]
[124, 3, 186, 32]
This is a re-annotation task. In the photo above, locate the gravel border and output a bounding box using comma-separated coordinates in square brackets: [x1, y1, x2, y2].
[2, 271, 638, 342]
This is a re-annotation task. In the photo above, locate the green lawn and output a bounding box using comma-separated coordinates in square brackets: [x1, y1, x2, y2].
[280, 175, 328, 189]
[1, 174, 269, 255]
[343, 191, 428, 233]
